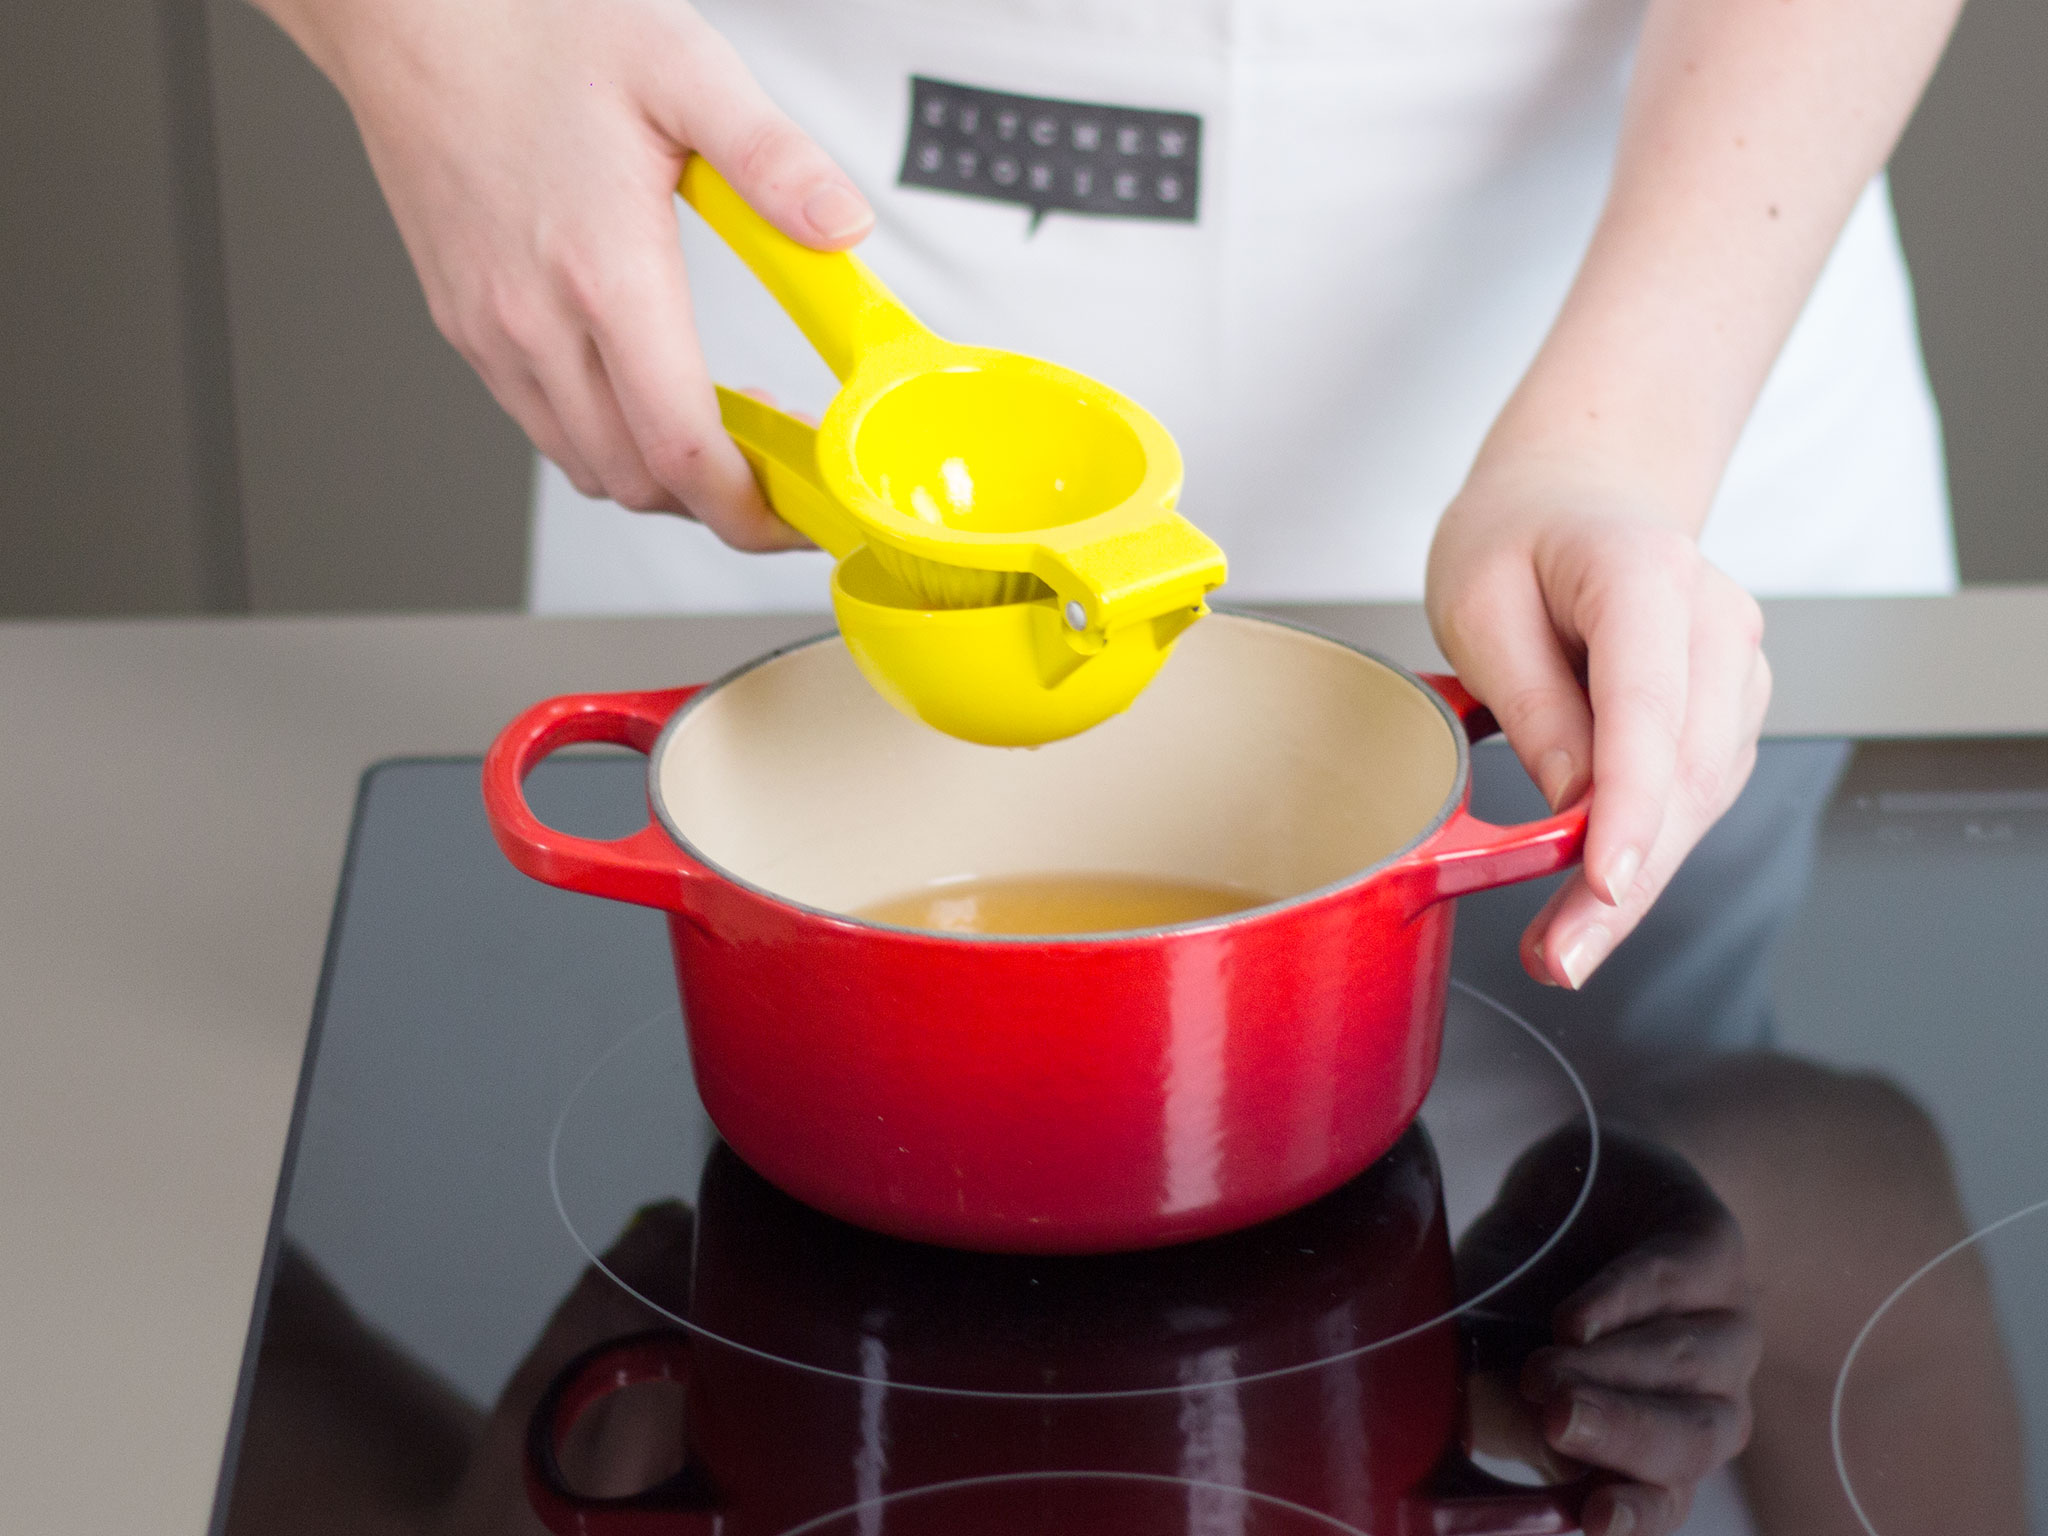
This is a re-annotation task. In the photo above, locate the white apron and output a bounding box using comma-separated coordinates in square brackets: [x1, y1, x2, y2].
[530, 0, 1956, 614]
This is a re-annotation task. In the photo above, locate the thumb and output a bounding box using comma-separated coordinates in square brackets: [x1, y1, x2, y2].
[656, 13, 873, 248]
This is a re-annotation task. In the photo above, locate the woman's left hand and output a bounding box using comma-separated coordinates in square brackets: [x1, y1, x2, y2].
[1426, 458, 1771, 988]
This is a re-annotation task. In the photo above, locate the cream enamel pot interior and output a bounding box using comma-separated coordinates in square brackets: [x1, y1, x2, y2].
[483, 613, 1587, 1252]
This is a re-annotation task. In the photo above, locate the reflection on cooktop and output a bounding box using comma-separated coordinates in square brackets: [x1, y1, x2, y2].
[525, 1124, 1600, 1535]
[545, 988, 1594, 1395]
[770, 1472, 1379, 1536]
[210, 750, 2048, 1536]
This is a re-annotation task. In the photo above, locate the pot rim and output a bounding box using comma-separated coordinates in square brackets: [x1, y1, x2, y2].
[644, 608, 1473, 943]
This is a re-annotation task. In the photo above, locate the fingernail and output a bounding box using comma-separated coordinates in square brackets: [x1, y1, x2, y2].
[804, 182, 872, 241]
[1602, 846, 1641, 906]
[1528, 938, 1563, 988]
[1605, 1504, 1637, 1536]
[1557, 923, 1610, 990]
[1561, 1396, 1606, 1450]
[1537, 748, 1578, 811]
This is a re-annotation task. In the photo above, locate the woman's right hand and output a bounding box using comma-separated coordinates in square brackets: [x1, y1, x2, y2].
[257, 0, 871, 548]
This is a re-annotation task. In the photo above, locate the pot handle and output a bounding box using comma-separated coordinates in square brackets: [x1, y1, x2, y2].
[482, 688, 711, 911]
[1399, 1446, 1602, 1535]
[526, 1329, 719, 1535]
[1394, 673, 1591, 907]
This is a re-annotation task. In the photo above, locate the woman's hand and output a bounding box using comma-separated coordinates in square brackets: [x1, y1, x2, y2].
[1424, 0, 1960, 988]
[1427, 460, 1771, 988]
[257, 0, 869, 549]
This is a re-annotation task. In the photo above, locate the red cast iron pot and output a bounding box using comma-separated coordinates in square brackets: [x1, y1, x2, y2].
[483, 613, 1585, 1252]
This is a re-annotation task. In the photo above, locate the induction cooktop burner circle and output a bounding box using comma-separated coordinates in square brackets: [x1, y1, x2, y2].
[547, 981, 1597, 1400]
[776, 1471, 1372, 1536]
[1831, 1192, 2048, 1535]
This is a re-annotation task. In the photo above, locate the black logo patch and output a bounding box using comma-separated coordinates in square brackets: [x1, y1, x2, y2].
[899, 76, 1201, 227]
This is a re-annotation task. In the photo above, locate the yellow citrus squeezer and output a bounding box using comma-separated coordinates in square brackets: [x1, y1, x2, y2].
[679, 157, 1226, 748]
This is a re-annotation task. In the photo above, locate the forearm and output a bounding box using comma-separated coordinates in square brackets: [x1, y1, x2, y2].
[243, 0, 460, 109]
[242, 0, 365, 89]
[1481, 0, 1965, 529]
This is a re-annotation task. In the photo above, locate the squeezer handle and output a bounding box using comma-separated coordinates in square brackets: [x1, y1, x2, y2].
[713, 387, 864, 560]
[680, 157, 927, 380]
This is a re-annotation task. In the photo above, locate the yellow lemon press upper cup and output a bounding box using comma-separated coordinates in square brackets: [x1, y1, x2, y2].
[678, 157, 1227, 748]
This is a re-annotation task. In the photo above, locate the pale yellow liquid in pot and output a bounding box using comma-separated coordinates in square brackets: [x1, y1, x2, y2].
[853, 872, 1272, 936]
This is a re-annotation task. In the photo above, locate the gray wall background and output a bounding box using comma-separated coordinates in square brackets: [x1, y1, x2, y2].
[3, 0, 2044, 618]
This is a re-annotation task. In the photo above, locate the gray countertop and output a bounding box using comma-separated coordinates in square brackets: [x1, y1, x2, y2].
[3, 590, 2045, 1534]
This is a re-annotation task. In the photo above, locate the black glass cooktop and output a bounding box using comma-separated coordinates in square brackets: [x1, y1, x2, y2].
[209, 738, 2048, 1536]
